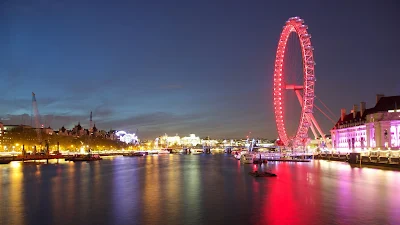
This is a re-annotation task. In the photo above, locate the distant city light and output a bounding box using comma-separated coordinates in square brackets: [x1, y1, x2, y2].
[116, 131, 138, 144]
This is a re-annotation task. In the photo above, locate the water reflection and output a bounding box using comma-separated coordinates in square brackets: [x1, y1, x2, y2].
[165, 155, 182, 224]
[0, 162, 25, 225]
[0, 156, 400, 225]
[141, 155, 162, 224]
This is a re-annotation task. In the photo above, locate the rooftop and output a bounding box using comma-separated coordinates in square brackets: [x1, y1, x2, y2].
[333, 95, 400, 128]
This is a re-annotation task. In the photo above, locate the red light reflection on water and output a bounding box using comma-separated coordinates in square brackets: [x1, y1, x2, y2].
[255, 162, 319, 225]
[253, 161, 400, 225]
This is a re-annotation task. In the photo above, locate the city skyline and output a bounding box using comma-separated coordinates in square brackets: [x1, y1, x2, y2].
[1, 0, 399, 139]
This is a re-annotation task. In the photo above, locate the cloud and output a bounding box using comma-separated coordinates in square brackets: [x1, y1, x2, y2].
[97, 111, 203, 130]
[0, 111, 209, 137]
[0, 113, 88, 128]
[93, 107, 113, 118]
[0, 96, 61, 115]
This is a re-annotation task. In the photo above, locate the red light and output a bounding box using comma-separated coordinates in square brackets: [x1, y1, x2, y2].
[272, 17, 315, 147]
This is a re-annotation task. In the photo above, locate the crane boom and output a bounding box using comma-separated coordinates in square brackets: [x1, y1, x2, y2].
[90, 111, 93, 131]
[32, 92, 42, 151]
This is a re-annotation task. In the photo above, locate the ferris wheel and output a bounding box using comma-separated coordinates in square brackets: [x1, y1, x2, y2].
[273, 17, 325, 148]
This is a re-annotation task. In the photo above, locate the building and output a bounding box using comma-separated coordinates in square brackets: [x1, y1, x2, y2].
[0, 122, 3, 146]
[157, 134, 180, 146]
[181, 134, 201, 147]
[59, 126, 69, 136]
[0, 124, 49, 150]
[331, 94, 400, 152]
[201, 139, 219, 147]
[71, 122, 85, 137]
[43, 126, 54, 135]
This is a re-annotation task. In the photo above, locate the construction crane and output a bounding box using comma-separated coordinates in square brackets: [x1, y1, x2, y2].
[90, 111, 93, 130]
[32, 92, 43, 154]
[87, 111, 93, 152]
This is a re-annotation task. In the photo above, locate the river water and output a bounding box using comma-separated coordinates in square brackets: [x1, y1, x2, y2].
[1, 154, 399, 225]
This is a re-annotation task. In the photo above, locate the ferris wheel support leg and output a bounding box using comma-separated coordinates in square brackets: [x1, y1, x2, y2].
[308, 114, 326, 141]
[293, 90, 318, 139]
[294, 90, 326, 141]
[308, 118, 319, 139]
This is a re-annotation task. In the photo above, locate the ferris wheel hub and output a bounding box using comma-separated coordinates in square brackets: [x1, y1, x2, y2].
[285, 85, 304, 90]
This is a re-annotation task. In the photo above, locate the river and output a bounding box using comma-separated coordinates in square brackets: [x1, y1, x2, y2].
[1, 154, 399, 225]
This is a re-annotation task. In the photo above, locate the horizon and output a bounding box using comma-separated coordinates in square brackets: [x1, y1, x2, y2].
[0, 115, 277, 140]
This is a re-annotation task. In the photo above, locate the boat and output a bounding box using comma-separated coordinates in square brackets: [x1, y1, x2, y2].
[240, 153, 254, 164]
[172, 149, 185, 154]
[23, 161, 46, 165]
[147, 150, 159, 155]
[158, 149, 171, 154]
[233, 151, 241, 160]
[64, 155, 75, 161]
[211, 148, 224, 153]
[123, 152, 144, 157]
[248, 171, 277, 177]
[69, 154, 102, 162]
[252, 153, 268, 164]
[0, 157, 12, 164]
[191, 149, 204, 154]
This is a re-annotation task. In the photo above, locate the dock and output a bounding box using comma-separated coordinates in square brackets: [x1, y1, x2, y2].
[266, 159, 311, 162]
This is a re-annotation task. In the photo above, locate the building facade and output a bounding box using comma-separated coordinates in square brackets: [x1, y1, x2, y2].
[331, 95, 400, 152]
[181, 134, 201, 146]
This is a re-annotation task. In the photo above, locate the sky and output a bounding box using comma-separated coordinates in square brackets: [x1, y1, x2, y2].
[0, 0, 399, 139]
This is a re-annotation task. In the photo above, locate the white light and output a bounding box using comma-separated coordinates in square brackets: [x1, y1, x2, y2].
[116, 130, 138, 144]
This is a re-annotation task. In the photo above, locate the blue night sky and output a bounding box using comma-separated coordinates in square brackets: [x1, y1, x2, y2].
[0, 0, 399, 139]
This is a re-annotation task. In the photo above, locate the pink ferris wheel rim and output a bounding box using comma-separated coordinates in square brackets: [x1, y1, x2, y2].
[273, 17, 316, 146]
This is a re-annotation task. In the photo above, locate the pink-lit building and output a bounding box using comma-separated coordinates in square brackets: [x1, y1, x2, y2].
[331, 94, 400, 152]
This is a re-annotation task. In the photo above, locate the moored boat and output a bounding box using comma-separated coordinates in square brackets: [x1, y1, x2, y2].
[69, 154, 102, 162]
[123, 152, 144, 157]
[147, 150, 159, 155]
[172, 149, 185, 154]
[0, 157, 12, 164]
[191, 149, 204, 154]
[158, 149, 171, 154]
[248, 171, 277, 177]
[240, 154, 254, 164]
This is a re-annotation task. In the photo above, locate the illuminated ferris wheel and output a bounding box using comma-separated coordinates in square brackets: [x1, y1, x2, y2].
[273, 17, 325, 148]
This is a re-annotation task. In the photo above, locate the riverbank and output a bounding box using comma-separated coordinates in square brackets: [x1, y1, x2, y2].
[314, 154, 400, 170]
